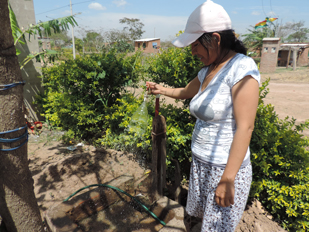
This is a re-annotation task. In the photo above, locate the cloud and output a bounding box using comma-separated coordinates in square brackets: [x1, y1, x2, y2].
[251, 11, 260, 16]
[232, 11, 238, 14]
[112, 0, 127, 7]
[76, 12, 188, 41]
[61, 10, 71, 16]
[88, 3, 106, 11]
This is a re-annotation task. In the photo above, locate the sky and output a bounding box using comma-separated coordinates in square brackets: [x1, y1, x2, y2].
[32, 0, 309, 41]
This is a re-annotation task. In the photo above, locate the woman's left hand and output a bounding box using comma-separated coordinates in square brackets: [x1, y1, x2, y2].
[215, 178, 235, 207]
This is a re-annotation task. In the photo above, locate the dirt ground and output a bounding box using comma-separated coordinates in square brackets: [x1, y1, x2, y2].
[27, 66, 308, 231]
[261, 67, 309, 137]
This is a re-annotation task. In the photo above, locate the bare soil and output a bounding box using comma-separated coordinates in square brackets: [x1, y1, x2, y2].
[261, 67, 309, 137]
[27, 66, 308, 231]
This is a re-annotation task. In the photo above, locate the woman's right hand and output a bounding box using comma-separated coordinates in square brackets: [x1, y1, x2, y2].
[146, 81, 163, 95]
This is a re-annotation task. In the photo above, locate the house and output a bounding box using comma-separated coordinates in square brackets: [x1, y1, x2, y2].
[259, 38, 281, 73]
[278, 43, 309, 67]
[260, 38, 309, 73]
[38, 37, 51, 51]
[134, 38, 160, 53]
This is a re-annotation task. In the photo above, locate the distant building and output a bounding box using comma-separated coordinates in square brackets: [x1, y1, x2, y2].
[259, 38, 281, 73]
[38, 37, 51, 51]
[278, 43, 309, 67]
[134, 38, 160, 53]
[260, 38, 309, 73]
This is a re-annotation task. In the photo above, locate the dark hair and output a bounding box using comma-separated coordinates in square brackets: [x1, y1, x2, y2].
[198, 30, 247, 64]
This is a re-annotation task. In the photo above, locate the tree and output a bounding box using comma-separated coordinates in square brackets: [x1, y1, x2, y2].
[104, 29, 129, 43]
[242, 26, 274, 56]
[119, 17, 145, 41]
[280, 21, 309, 42]
[74, 37, 84, 53]
[0, 1, 44, 231]
[77, 30, 105, 52]
[48, 30, 71, 47]
[85, 31, 104, 51]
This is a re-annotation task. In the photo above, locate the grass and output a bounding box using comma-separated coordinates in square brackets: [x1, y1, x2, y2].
[274, 66, 308, 73]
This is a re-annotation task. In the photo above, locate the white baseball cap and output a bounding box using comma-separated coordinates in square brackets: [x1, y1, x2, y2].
[172, 0, 232, 47]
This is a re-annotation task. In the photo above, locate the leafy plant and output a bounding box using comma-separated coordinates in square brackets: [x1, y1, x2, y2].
[37, 49, 142, 142]
[99, 94, 152, 158]
[98, 93, 194, 179]
[243, 26, 274, 56]
[37, 40, 309, 231]
[250, 79, 309, 231]
[146, 46, 203, 107]
[9, 2, 77, 68]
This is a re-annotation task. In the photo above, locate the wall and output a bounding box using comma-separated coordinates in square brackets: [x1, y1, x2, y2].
[10, 0, 43, 121]
[259, 38, 280, 73]
[135, 39, 161, 53]
[297, 48, 309, 67]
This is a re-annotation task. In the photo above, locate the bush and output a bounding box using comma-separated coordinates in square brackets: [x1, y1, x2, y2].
[37, 45, 309, 230]
[146, 46, 203, 107]
[37, 49, 142, 142]
[106, 40, 135, 53]
[98, 93, 195, 180]
[250, 79, 309, 231]
[98, 94, 152, 162]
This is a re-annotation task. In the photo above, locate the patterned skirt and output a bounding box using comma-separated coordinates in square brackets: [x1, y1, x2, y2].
[186, 156, 252, 232]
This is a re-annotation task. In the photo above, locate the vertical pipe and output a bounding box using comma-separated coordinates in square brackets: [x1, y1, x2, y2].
[155, 94, 160, 117]
[70, 0, 76, 59]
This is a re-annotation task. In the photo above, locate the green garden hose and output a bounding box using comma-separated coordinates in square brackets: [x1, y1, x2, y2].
[63, 184, 166, 226]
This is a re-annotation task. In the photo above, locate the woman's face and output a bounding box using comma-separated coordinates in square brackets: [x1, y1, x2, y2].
[191, 35, 219, 66]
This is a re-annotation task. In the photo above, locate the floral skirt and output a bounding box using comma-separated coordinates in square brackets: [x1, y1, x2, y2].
[186, 156, 252, 232]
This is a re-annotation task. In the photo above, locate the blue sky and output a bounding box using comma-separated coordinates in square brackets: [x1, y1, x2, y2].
[33, 0, 309, 41]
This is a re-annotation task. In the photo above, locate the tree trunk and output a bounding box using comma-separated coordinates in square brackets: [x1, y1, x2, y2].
[0, 1, 44, 231]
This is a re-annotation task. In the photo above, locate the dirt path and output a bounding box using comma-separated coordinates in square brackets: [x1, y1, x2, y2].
[264, 82, 309, 124]
[261, 67, 309, 137]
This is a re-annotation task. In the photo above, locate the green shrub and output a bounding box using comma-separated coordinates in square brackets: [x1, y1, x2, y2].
[98, 94, 153, 161]
[37, 44, 309, 230]
[146, 46, 203, 107]
[251, 79, 309, 231]
[98, 93, 195, 180]
[106, 40, 135, 53]
[37, 49, 142, 141]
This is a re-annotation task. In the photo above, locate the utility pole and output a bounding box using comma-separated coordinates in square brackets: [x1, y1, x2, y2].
[70, 0, 76, 59]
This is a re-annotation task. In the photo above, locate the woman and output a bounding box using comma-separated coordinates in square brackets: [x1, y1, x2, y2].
[146, 1, 260, 231]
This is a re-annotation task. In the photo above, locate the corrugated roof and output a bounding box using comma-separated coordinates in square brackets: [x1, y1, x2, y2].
[280, 43, 309, 51]
[263, 38, 281, 41]
[134, 38, 160, 42]
[281, 43, 309, 47]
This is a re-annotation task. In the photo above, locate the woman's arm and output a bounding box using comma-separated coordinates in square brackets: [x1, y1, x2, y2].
[215, 75, 259, 207]
[146, 76, 200, 100]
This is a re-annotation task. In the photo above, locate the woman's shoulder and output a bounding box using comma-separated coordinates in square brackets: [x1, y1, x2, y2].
[228, 53, 261, 85]
[234, 53, 256, 65]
